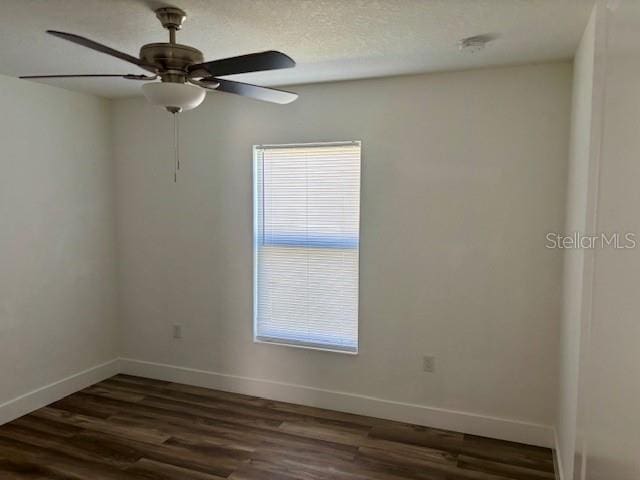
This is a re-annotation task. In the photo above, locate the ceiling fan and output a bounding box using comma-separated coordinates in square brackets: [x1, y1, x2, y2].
[20, 7, 298, 113]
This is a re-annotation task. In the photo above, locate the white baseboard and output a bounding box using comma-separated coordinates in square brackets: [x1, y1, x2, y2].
[553, 428, 565, 480]
[0, 358, 120, 426]
[120, 357, 554, 448]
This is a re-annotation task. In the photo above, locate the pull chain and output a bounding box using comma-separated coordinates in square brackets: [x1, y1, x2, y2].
[173, 112, 180, 182]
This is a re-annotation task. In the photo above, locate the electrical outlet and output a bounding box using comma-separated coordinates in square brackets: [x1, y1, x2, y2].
[173, 324, 183, 339]
[422, 355, 435, 373]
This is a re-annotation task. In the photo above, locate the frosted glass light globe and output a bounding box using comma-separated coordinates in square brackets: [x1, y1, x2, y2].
[142, 82, 206, 113]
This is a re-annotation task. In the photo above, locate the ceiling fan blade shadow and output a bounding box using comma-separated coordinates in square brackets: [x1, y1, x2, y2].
[212, 78, 298, 104]
[47, 31, 156, 73]
[20, 74, 156, 80]
[188, 51, 295, 77]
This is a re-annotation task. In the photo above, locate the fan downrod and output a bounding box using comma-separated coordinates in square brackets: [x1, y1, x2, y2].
[139, 7, 203, 83]
[155, 7, 187, 42]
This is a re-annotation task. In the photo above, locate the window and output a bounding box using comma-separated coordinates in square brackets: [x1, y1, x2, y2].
[254, 141, 361, 353]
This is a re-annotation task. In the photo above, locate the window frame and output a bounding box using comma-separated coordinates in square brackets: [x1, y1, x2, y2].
[252, 140, 362, 354]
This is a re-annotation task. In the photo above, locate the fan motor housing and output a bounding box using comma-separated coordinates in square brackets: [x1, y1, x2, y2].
[140, 43, 203, 79]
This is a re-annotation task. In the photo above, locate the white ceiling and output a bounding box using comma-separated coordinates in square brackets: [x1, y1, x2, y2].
[1, 0, 593, 98]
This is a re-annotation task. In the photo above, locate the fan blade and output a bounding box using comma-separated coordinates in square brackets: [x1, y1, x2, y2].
[213, 78, 297, 104]
[47, 30, 156, 73]
[188, 51, 295, 77]
[20, 74, 156, 80]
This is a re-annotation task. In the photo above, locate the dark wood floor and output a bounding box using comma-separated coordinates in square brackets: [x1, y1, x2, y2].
[0, 375, 555, 480]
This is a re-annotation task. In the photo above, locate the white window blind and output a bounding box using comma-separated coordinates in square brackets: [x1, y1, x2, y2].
[254, 141, 361, 353]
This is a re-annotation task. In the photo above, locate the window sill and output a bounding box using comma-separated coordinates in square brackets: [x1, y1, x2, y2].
[253, 338, 358, 355]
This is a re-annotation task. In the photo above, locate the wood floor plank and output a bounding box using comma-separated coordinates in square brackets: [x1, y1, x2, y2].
[0, 375, 555, 480]
[100, 378, 267, 410]
[47, 394, 120, 419]
[278, 420, 369, 446]
[162, 381, 268, 407]
[253, 439, 358, 466]
[75, 391, 358, 462]
[0, 456, 79, 480]
[457, 455, 555, 480]
[0, 423, 140, 468]
[163, 435, 255, 461]
[137, 394, 285, 429]
[360, 436, 457, 466]
[31, 407, 171, 444]
[125, 458, 227, 480]
[99, 377, 376, 434]
[108, 408, 359, 466]
[110, 375, 267, 408]
[265, 400, 409, 430]
[368, 423, 554, 474]
[228, 456, 332, 480]
[112, 374, 172, 387]
[107, 412, 259, 452]
[66, 391, 214, 425]
[9, 415, 83, 438]
[462, 435, 555, 471]
[248, 443, 438, 480]
[196, 416, 360, 462]
[355, 452, 514, 480]
[83, 385, 147, 403]
[0, 436, 147, 480]
[72, 430, 247, 478]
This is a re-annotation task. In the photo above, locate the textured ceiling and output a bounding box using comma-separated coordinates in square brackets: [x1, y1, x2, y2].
[1, 0, 593, 98]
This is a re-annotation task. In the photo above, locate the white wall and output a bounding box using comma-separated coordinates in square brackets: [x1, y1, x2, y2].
[583, 0, 640, 478]
[556, 1, 640, 479]
[114, 63, 571, 443]
[556, 5, 603, 479]
[0, 75, 118, 414]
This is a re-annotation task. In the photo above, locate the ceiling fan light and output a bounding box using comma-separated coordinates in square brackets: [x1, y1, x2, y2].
[141, 82, 206, 112]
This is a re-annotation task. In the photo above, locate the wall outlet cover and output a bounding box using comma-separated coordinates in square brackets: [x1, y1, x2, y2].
[423, 355, 435, 373]
[173, 324, 183, 339]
